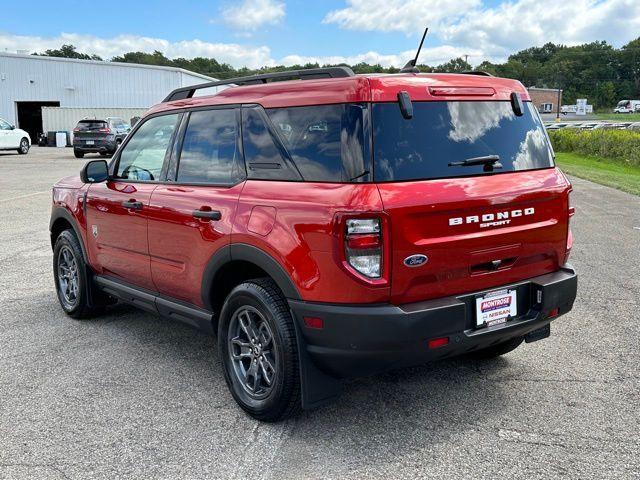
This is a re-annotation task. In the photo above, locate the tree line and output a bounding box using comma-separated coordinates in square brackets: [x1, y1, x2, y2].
[36, 38, 640, 109]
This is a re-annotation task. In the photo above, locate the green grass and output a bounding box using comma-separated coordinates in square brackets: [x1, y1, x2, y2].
[555, 152, 640, 196]
[594, 113, 640, 121]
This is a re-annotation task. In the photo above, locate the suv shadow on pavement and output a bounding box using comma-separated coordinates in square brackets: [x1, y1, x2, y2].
[89, 301, 508, 463]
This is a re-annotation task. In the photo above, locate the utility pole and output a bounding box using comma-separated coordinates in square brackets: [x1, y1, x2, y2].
[556, 72, 563, 122]
[464, 54, 469, 64]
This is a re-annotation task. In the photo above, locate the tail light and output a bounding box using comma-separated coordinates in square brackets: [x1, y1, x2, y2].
[565, 188, 574, 263]
[345, 218, 382, 279]
[568, 188, 576, 218]
[98, 128, 112, 133]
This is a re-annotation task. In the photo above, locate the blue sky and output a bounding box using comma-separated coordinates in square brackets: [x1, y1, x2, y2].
[1, 0, 639, 69]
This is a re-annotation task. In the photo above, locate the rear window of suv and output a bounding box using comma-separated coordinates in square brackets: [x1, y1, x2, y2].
[76, 121, 108, 131]
[372, 101, 554, 182]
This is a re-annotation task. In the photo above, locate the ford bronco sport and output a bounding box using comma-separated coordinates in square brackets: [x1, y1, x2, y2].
[50, 67, 578, 421]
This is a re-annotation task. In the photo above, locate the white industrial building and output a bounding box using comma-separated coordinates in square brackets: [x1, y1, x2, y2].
[0, 52, 216, 141]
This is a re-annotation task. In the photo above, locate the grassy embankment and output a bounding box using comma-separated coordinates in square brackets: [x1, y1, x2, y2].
[555, 152, 640, 196]
[550, 128, 640, 196]
[593, 113, 640, 121]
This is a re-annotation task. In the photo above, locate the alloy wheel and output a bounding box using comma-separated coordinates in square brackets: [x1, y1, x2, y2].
[20, 139, 29, 153]
[57, 245, 79, 309]
[227, 306, 278, 399]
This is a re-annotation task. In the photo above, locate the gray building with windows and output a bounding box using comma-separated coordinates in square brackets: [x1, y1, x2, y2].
[0, 52, 215, 140]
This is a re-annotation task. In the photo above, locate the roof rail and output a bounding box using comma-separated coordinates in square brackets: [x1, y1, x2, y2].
[163, 66, 356, 102]
[461, 70, 494, 77]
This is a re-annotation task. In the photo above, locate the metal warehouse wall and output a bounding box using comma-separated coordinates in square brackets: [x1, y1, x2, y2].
[0, 53, 215, 126]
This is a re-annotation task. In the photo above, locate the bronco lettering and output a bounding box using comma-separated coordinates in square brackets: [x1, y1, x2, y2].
[449, 207, 535, 227]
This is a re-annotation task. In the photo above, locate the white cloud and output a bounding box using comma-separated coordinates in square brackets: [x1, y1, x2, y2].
[325, 0, 640, 62]
[220, 0, 285, 31]
[0, 32, 478, 69]
[442, 0, 640, 59]
[281, 45, 482, 68]
[323, 0, 479, 33]
[0, 32, 275, 69]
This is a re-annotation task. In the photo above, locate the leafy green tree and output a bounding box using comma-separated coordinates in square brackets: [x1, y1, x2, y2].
[35, 44, 102, 61]
[595, 81, 617, 108]
[434, 57, 472, 73]
[620, 38, 640, 97]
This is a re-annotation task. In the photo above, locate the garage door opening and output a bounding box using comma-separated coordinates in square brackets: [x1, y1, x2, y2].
[16, 101, 60, 141]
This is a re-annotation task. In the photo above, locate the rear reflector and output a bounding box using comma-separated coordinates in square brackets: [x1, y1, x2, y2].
[547, 308, 559, 318]
[347, 233, 381, 249]
[428, 337, 449, 349]
[303, 316, 324, 329]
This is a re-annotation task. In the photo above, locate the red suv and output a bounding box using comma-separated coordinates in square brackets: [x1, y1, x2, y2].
[50, 67, 577, 421]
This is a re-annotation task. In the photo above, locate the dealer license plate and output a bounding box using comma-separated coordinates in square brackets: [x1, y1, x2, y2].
[86, 140, 94, 145]
[475, 289, 517, 327]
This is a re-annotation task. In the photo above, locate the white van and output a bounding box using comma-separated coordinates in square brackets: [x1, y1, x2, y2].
[613, 100, 640, 114]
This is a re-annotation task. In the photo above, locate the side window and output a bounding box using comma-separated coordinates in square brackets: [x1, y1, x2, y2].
[0, 119, 12, 130]
[116, 114, 179, 181]
[266, 104, 370, 182]
[176, 109, 243, 184]
[241, 106, 300, 181]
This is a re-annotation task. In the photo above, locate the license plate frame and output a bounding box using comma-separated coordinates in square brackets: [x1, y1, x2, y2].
[475, 288, 517, 328]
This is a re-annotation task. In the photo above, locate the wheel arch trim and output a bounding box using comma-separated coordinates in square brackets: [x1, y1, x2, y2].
[201, 243, 301, 310]
[50, 207, 88, 263]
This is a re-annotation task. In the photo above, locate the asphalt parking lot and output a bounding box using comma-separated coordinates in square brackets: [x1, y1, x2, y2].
[1, 146, 639, 479]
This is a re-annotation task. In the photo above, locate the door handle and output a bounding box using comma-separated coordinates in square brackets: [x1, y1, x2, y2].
[192, 209, 222, 221]
[122, 200, 143, 210]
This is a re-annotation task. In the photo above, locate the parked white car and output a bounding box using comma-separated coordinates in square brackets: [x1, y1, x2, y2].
[0, 118, 31, 154]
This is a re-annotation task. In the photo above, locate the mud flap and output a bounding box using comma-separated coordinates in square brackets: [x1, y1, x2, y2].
[292, 316, 342, 410]
[525, 323, 551, 343]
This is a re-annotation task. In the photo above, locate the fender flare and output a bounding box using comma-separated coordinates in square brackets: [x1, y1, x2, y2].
[201, 243, 301, 310]
[50, 206, 88, 263]
[200, 244, 338, 410]
[50, 205, 106, 308]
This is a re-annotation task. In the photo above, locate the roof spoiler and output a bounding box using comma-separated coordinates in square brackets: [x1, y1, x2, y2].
[162, 66, 356, 103]
[461, 71, 494, 77]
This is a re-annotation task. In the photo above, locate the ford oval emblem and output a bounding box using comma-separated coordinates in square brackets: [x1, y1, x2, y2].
[404, 254, 428, 267]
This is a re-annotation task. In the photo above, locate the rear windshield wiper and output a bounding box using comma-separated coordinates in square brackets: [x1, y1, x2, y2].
[448, 155, 503, 171]
[349, 170, 370, 181]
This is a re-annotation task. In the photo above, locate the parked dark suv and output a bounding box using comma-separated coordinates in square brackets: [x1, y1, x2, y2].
[50, 67, 578, 421]
[72, 117, 130, 158]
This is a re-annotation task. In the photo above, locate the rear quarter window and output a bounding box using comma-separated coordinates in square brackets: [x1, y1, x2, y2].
[373, 101, 554, 182]
[266, 104, 370, 182]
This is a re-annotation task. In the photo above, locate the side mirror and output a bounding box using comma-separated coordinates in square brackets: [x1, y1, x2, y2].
[80, 160, 109, 183]
[10, 124, 15, 130]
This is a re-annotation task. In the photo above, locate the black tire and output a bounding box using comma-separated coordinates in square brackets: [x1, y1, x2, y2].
[17, 138, 29, 154]
[53, 229, 102, 319]
[467, 336, 523, 360]
[74, 149, 84, 159]
[218, 278, 301, 422]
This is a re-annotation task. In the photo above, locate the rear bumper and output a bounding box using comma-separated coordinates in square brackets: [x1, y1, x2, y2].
[289, 265, 577, 378]
[73, 140, 117, 152]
